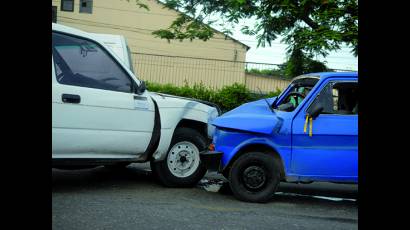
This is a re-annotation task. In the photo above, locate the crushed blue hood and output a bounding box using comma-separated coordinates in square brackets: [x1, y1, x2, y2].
[212, 97, 283, 135]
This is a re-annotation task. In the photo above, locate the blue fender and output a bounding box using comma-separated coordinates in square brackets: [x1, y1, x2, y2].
[213, 129, 292, 174]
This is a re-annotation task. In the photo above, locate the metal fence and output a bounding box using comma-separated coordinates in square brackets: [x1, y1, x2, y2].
[132, 52, 354, 92]
[132, 52, 246, 90]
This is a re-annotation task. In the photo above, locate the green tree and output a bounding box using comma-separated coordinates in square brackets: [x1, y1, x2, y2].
[284, 47, 328, 77]
[152, 0, 357, 76]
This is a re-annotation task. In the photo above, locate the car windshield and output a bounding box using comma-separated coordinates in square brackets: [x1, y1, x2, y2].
[274, 76, 319, 112]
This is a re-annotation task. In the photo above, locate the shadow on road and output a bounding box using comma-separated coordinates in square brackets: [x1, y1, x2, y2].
[211, 182, 357, 206]
[52, 164, 357, 206]
[52, 164, 161, 192]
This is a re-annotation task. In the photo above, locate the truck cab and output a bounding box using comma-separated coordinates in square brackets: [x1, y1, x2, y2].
[208, 72, 358, 202]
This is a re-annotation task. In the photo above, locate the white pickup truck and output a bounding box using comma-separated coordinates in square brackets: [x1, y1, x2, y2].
[52, 23, 220, 187]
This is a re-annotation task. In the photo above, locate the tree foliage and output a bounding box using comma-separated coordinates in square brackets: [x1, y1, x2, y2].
[127, 0, 150, 10]
[284, 48, 329, 77]
[152, 0, 357, 74]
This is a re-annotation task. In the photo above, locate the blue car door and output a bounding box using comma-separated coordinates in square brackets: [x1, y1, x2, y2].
[291, 78, 358, 182]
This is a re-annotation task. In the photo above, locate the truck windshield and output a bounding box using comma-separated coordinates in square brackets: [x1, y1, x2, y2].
[275, 77, 319, 112]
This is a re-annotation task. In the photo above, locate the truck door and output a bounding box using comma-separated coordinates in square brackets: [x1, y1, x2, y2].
[52, 31, 155, 159]
[291, 79, 358, 182]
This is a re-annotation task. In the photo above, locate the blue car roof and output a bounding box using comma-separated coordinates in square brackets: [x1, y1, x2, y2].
[303, 71, 358, 79]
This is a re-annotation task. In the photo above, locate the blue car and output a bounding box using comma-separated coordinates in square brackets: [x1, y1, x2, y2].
[201, 72, 358, 203]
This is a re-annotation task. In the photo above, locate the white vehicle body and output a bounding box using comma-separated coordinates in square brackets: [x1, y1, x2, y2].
[52, 23, 219, 173]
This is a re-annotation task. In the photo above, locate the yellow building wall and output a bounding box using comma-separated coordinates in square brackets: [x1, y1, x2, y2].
[245, 73, 291, 93]
[133, 53, 246, 89]
[52, 0, 247, 88]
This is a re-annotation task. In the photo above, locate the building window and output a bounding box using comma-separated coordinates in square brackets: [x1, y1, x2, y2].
[61, 0, 74, 12]
[52, 6, 57, 23]
[80, 0, 93, 14]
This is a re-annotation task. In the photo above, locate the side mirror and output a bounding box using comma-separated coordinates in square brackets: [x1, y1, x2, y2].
[308, 103, 324, 119]
[136, 81, 146, 95]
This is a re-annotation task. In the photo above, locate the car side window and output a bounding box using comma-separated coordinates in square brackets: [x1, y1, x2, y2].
[52, 32, 133, 93]
[310, 81, 358, 115]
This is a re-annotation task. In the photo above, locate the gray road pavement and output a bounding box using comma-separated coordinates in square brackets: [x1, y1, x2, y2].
[52, 163, 357, 230]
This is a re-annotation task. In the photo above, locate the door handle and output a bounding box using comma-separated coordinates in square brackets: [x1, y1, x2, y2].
[134, 95, 147, 101]
[62, 94, 81, 104]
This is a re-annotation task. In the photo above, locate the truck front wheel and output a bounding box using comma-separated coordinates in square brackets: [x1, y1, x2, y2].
[229, 152, 281, 203]
[150, 127, 207, 187]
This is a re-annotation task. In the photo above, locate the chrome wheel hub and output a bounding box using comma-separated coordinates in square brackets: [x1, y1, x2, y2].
[167, 141, 200, 178]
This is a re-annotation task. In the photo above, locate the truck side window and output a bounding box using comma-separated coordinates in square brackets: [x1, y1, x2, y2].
[311, 81, 358, 115]
[52, 32, 133, 93]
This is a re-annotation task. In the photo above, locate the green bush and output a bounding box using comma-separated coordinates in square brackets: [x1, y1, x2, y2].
[245, 68, 285, 77]
[145, 81, 282, 113]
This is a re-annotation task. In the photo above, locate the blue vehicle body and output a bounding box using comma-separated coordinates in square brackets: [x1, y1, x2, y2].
[212, 72, 358, 183]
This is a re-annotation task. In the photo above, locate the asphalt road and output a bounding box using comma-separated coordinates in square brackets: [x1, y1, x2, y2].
[52, 163, 358, 230]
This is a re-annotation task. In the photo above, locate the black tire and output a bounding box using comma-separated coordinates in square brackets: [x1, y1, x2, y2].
[150, 127, 207, 187]
[229, 152, 281, 203]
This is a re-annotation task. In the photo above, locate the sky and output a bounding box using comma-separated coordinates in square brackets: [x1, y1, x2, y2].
[215, 19, 358, 71]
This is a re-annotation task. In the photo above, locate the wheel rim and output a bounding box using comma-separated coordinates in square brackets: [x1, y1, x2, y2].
[167, 141, 200, 178]
[242, 165, 267, 190]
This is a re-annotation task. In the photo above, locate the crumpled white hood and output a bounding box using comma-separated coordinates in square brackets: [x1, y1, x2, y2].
[149, 92, 217, 114]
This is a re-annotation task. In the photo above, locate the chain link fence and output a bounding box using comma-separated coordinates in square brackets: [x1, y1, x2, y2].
[132, 52, 354, 92]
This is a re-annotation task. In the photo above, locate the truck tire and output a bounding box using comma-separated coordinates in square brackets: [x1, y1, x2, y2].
[150, 127, 207, 187]
[229, 152, 281, 203]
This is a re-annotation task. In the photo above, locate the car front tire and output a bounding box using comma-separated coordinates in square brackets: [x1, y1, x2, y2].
[229, 152, 281, 203]
[150, 127, 207, 187]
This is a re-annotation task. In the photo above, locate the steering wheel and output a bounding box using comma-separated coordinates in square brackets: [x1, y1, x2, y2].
[286, 92, 305, 107]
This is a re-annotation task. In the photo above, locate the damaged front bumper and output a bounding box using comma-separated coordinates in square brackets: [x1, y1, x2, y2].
[200, 151, 223, 172]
